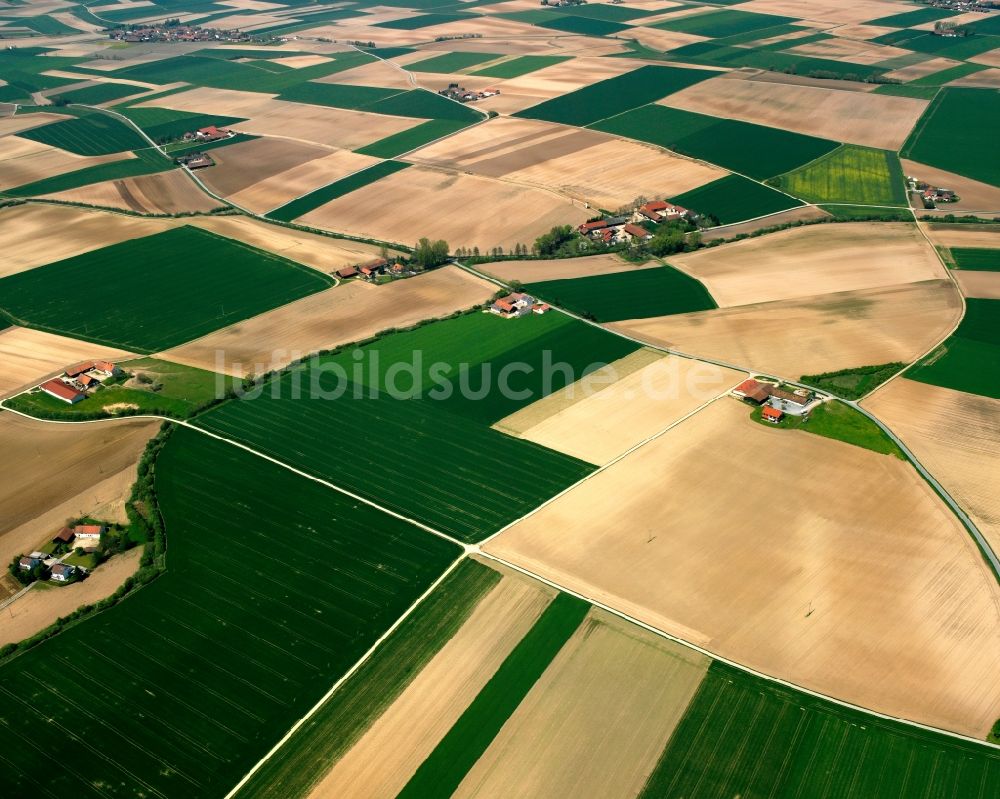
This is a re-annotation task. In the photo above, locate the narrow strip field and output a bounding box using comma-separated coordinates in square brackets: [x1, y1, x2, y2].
[0, 427, 459, 798]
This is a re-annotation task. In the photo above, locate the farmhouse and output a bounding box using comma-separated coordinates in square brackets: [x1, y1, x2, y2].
[18, 555, 42, 571]
[52, 527, 75, 545]
[191, 125, 234, 143]
[40, 378, 85, 404]
[767, 387, 813, 416]
[73, 525, 105, 540]
[762, 405, 784, 424]
[637, 201, 691, 224]
[175, 152, 214, 169]
[491, 292, 535, 318]
[65, 360, 120, 380]
[50, 563, 77, 583]
[620, 223, 652, 242]
[335, 265, 358, 279]
[731, 378, 772, 404]
[578, 220, 608, 235]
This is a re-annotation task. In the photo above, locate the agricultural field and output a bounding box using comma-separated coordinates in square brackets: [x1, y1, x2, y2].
[0, 427, 459, 798]
[486, 397, 1000, 738]
[907, 298, 1000, 400]
[774, 144, 907, 205]
[526, 266, 717, 323]
[902, 88, 1000, 187]
[4, 6, 1000, 793]
[0, 226, 333, 352]
[666, 223, 945, 308]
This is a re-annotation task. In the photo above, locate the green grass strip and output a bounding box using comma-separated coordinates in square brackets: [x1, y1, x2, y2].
[354, 119, 472, 158]
[471, 54, 571, 79]
[267, 160, 410, 221]
[234, 559, 501, 799]
[397, 593, 589, 799]
[910, 60, 991, 87]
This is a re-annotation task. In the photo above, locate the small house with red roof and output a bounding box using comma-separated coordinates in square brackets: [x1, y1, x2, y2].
[762, 406, 784, 424]
[193, 125, 233, 142]
[73, 525, 105, 541]
[620, 223, 652, 242]
[52, 527, 75, 545]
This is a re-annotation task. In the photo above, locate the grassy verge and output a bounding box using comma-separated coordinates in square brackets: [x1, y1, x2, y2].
[800, 362, 906, 399]
[750, 400, 905, 459]
[233, 558, 500, 799]
[396, 593, 589, 799]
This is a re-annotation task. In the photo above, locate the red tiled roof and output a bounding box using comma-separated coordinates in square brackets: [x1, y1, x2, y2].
[40, 379, 84, 402]
[734, 378, 771, 403]
[53, 527, 75, 543]
[74, 525, 104, 535]
[336, 266, 358, 278]
[623, 223, 648, 238]
[643, 201, 668, 212]
[580, 220, 608, 232]
[762, 406, 783, 420]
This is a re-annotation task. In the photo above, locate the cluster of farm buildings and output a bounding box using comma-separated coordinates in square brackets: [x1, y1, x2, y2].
[39, 360, 120, 404]
[334, 257, 416, 281]
[732, 378, 819, 423]
[174, 126, 238, 169]
[438, 83, 501, 103]
[908, 176, 959, 207]
[490, 292, 550, 318]
[578, 201, 692, 245]
[18, 525, 105, 583]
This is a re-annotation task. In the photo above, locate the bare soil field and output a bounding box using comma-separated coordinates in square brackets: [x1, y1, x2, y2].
[700, 205, 831, 242]
[270, 54, 333, 69]
[828, 23, 899, 40]
[0, 327, 135, 398]
[920, 222, 1000, 249]
[318, 59, 415, 90]
[669, 223, 946, 308]
[42, 169, 222, 214]
[298, 166, 591, 252]
[512, 354, 744, 464]
[883, 57, 960, 83]
[307, 568, 555, 799]
[137, 88, 422, 150]
[185, 215, 394, 272]
[163, 266, 495, 376]
[953, 270, 1000, 298]
[947, 67, 1000, 88]
[453, 609, 709, 799]
[0, 547, 143, 648]
[744, 68, 880, 93]
[480, 254, 659, 284]
[618, 26, 708, 53]
[659, 77, 927, 150]
[610, 280, 962, 377]
[228, 149, 380, 214]
[735, 0, 902, 25]
[0, 135, 132, 190]
[499, 57, 640, 100]
[0, 204, 170, 277]
[970, 47, 1000, 68]
[407, 116, 724, 210]
[197, 136, 331, 199]
[0, 414, 157, 565]
[864, 378, 1000, 557]
[486, 398, 1000, 737]
[787, 36, 910, 65]
[0, 111, 70, 135]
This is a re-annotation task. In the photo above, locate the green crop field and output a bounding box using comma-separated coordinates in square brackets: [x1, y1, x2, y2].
[670, 174, 804, 225]
[526, 266, 717, 323]
[397, 594, 588, 799]
[873, 83, 941, 100]
[354, 118, 473, 157]
[6, 357, 222, 420]
[592, 104, 838, 180]
[193, 312, 636, 540]
[906, 298, 1000, 399]
[16, 111, 147, 155]
[639, 662, 1000, 798]
[0, 426, 458, 799]
[234, 559, 501, 799]
[268, 160, 411, 221]
[869, 6, 958, 27]
[535, 15, 630, 35]
[19, 14, 79, 35]
[361, 88, 483, 121]
[471, 54, 571, 78]
[774, 145, 907, 206]
[118, 107, 247, 142]
[515, 65, 716, 127]
[376, 12, 469, 29]
[277, 82, 406, 110]
[652, 8, 796, 36]
[950, 247, 1000, 271]
[0, 226, 333, 352]
[51, 81, 145, 105]
[406, 51, 503, 73]
[903, 89, 1000, 187]
[4, 148, 175, 197]
[551, 3, 656, 21]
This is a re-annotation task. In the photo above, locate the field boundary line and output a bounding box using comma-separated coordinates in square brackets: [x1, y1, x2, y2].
[223, 554, 467, 799]
[476, 550, 1000, 751]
